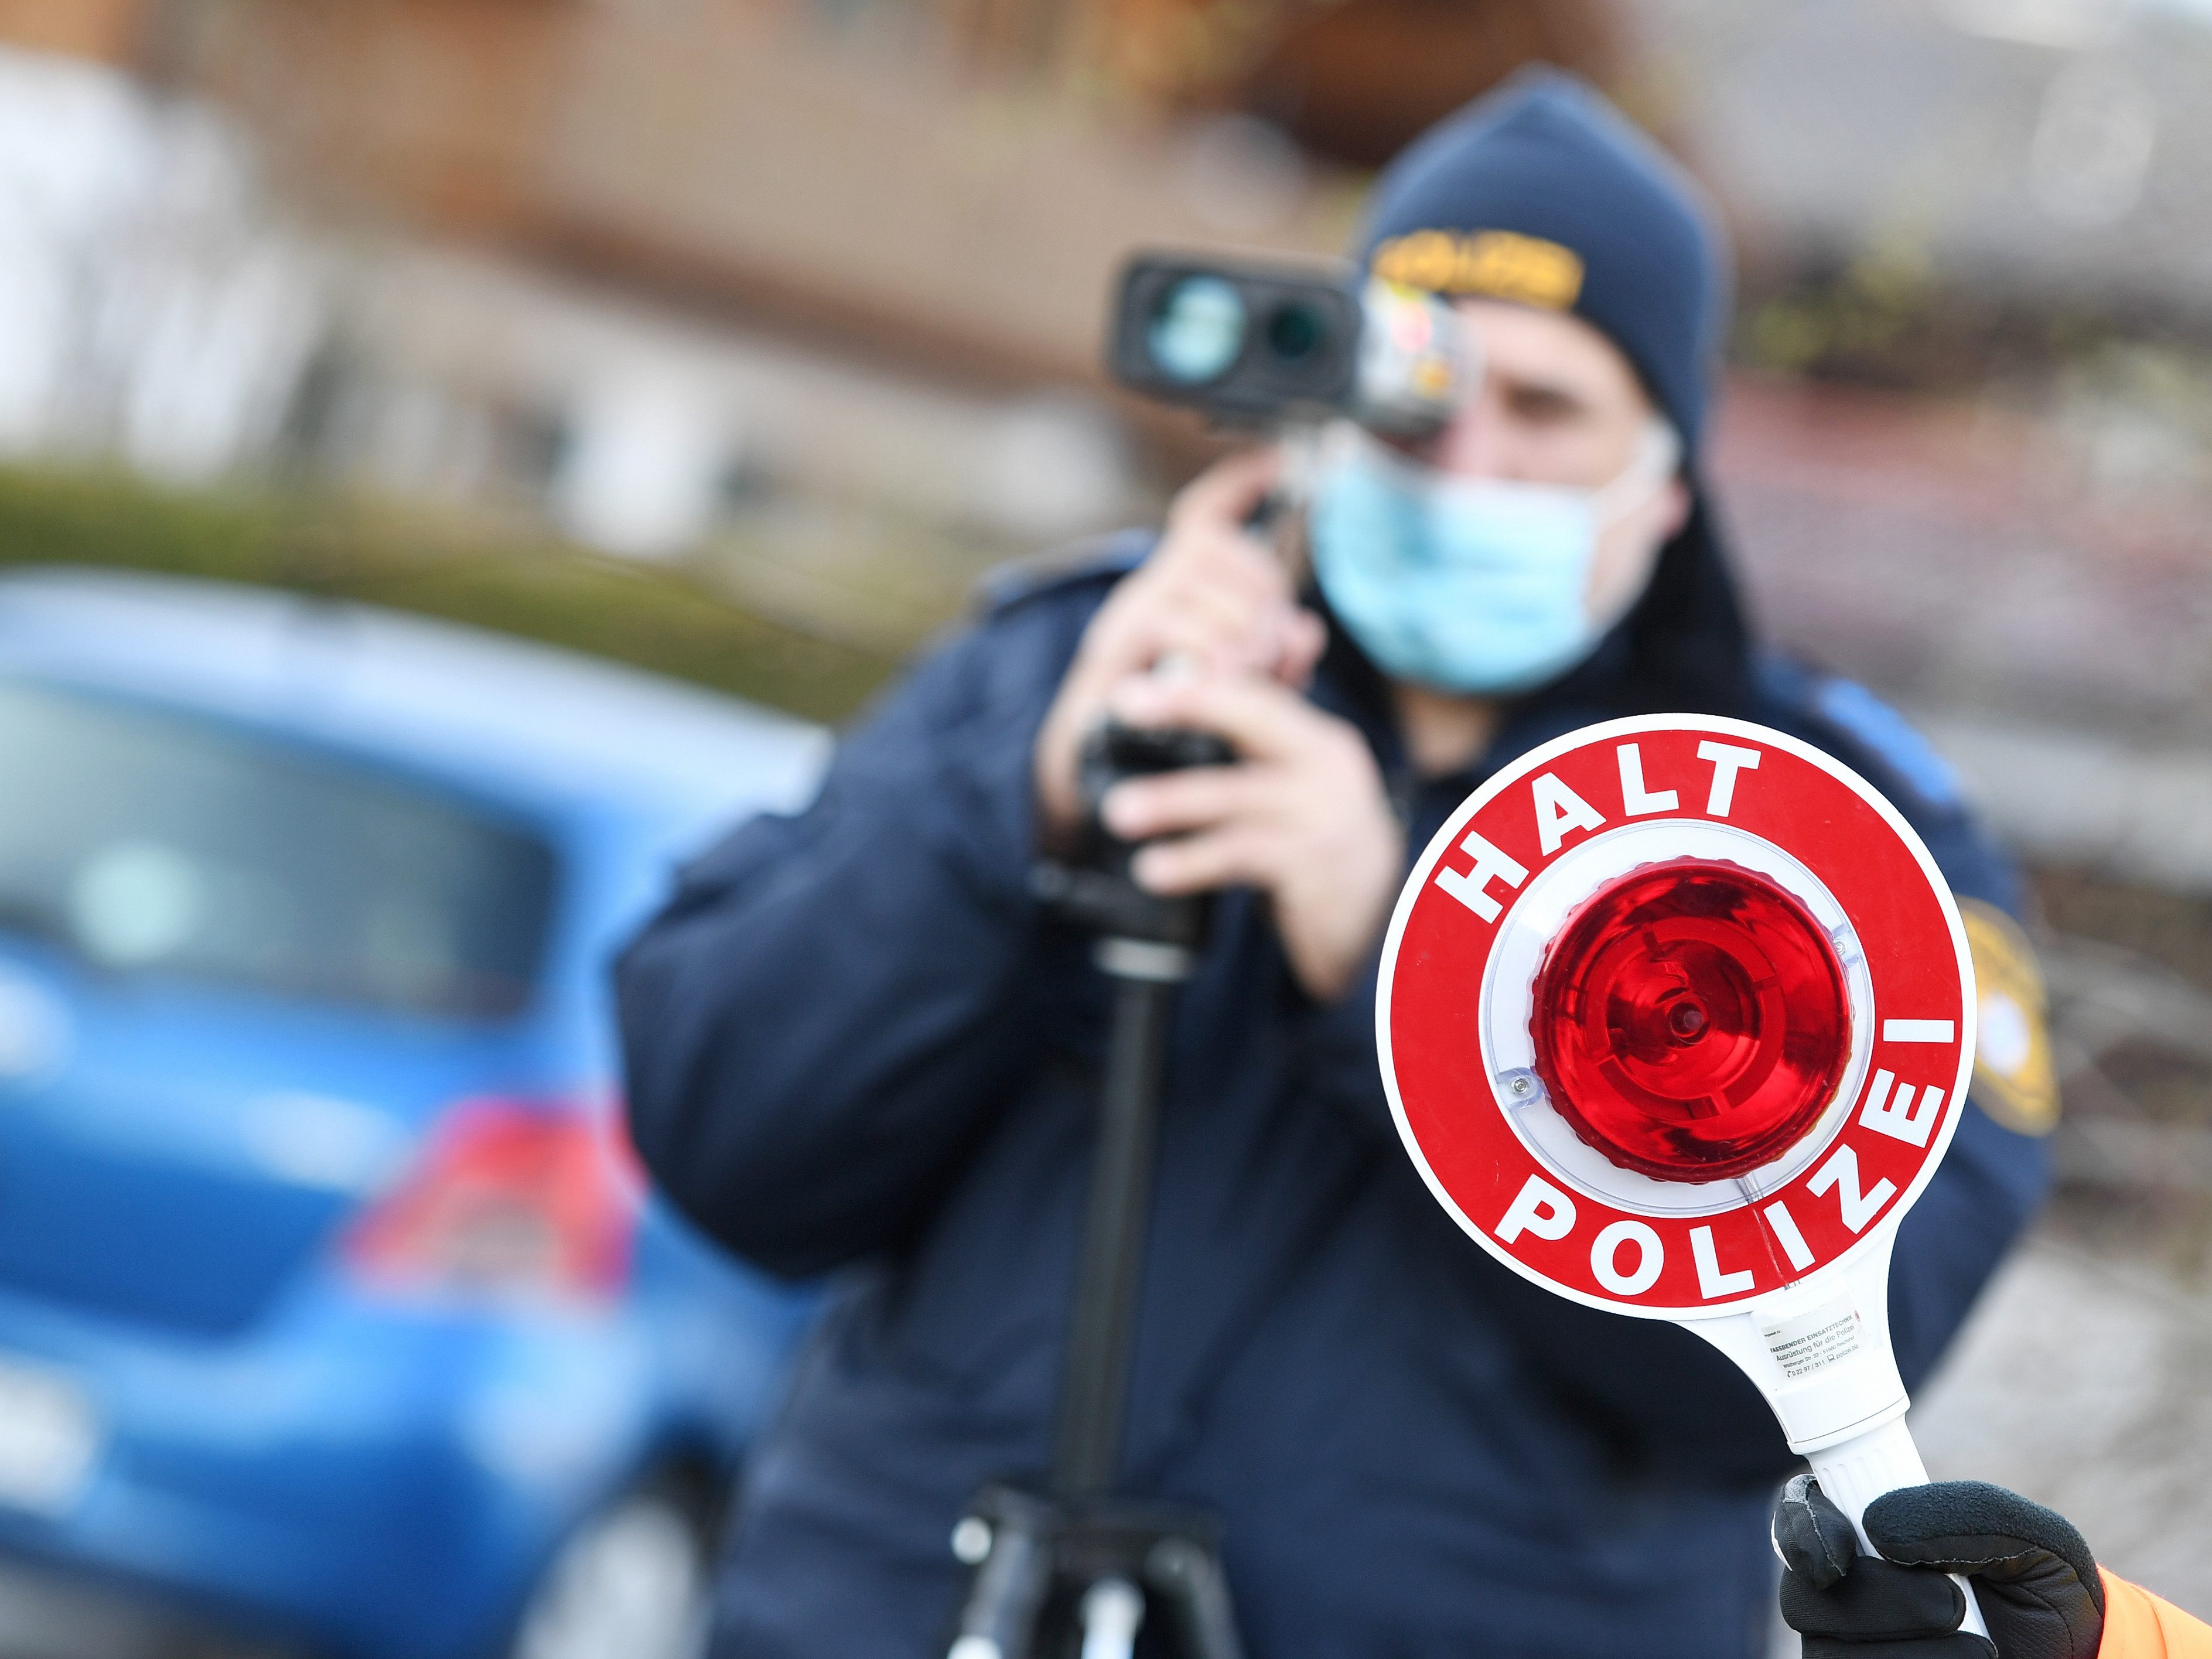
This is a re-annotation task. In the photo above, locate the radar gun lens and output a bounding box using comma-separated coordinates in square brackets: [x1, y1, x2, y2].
[1147, 275, 1248, 384]
[1264, 301, 1327, 363]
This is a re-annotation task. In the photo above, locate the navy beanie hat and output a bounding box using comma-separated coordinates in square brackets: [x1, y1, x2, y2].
[1354, 68, 1730, 454]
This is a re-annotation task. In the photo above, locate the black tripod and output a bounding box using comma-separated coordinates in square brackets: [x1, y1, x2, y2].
[942, 726, 1245, 1659]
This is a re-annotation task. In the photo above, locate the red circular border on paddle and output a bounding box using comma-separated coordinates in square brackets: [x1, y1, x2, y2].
[1376, 715, 1975, 1319]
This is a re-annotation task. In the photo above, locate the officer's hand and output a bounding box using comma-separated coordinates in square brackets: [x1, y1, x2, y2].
[1775, 1475, 2105, 1659]
[1034, 449, 1326, 850]
[1096, 671, 1402, 1002]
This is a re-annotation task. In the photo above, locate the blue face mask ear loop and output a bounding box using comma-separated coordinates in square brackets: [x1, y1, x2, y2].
[1590, 417, 1683, 531]
[1575, 416, 1685, 644]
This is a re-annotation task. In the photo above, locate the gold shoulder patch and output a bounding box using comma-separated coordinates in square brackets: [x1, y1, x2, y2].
[1960, 899, 2060, 1136]
[1370, 229, 1585, 312]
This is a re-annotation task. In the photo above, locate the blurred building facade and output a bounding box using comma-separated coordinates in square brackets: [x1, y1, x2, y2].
[0, 0, 2203, 731]
[4, 0, 2211, 848]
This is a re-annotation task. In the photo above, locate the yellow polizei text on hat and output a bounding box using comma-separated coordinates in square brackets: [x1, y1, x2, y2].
[1371, 229, 1586, 312]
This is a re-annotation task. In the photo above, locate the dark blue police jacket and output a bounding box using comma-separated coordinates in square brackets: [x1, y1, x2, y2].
[617, 511, 2049, 1659]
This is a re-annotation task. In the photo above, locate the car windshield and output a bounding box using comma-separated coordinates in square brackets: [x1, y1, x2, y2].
[0, 678, 556, 1019]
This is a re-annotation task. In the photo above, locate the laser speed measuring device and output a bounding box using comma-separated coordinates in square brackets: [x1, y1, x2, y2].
[1107, 252, 1467, 439]
[1377, 715, 1992, 1640]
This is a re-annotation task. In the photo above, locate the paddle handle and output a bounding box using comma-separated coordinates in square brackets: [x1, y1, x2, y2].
[1807, 1417, 1990, 1641]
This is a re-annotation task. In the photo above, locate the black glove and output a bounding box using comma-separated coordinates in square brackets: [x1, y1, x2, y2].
[1773, 1474, 2107, 1659]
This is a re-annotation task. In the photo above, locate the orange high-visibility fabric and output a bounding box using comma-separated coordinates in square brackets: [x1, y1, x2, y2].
[2100, 1569, 2212, 1658]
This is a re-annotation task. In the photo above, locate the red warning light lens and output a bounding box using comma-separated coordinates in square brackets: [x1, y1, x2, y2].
[1529, 859, 1851, 1182]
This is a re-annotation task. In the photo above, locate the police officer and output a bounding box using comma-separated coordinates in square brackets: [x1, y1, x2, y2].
[617, 70, 2053, 1658]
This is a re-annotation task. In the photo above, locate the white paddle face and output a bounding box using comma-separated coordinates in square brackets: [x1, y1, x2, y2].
[1377, 715, 1976, 1322]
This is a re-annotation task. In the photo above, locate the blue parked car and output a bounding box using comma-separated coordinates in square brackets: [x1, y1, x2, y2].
[0, 567, 830, 1659]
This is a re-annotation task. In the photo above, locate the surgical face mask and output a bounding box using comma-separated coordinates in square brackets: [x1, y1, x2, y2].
[1307, 420, 1680, 696]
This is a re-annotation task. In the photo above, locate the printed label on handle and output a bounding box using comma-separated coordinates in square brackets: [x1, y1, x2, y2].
[1760, 1297, 1863, 1381]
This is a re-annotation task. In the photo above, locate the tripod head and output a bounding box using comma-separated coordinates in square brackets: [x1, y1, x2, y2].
[1032, 719, 1234, 961]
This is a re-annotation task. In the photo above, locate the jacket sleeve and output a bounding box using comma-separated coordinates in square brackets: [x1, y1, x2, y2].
[2100, 1571, 2212, 1659]
[614, 595, 1089, 1279]
[1289, 948, 1401, 1141]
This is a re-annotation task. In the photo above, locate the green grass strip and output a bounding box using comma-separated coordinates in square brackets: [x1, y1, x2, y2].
[0, 466, 896, 723]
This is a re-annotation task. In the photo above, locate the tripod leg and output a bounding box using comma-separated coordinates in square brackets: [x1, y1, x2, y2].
[1056, 972, 1177, 1497]
[1145, 1538, 1245, 1659]
[1078, 1577, 1145, 1659]
[947, 1498, 1052, 1659]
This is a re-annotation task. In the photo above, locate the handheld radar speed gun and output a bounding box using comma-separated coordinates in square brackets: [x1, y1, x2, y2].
[1377, 715, 1989, 1639]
